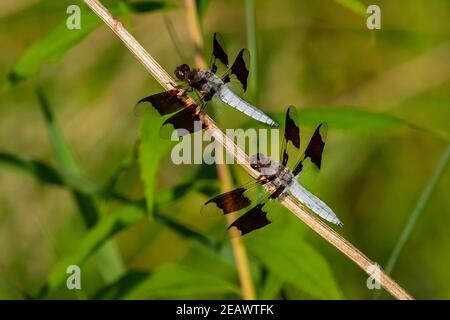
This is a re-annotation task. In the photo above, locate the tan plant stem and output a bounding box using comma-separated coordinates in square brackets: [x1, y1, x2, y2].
[184, 0, 256, 300]
[184, 0, 205, 68]
[217, 161, 257, 300]
[84, 0, 414, 300]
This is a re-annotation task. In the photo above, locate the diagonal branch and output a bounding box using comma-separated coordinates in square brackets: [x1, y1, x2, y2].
[84, 0, 414, 300]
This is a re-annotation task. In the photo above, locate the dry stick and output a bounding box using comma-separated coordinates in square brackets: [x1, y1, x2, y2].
[84, 0, 414, 300]
[184, 0, 205, 68]
[184, 0, 256, 300]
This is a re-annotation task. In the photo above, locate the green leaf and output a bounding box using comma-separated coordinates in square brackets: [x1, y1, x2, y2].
[92, 271, 149, 299]
[127, 1, 176, 13]
[0, 151, 216, 248]
[36, 88, 102, 229]
[138, 113, 172, 218]
[247, 225, 342, 299]
[0, 152, 64, 186]
[37, 205, 145, 298]
[3, 1, 175, 89]
[259, 272, 283, 300]
[180, 241, 234, 281]
[94, 241, 236, 299]
[36, 88, 79, 174]
[123, 264, 240, 299]
[156, 179, 219, 206]
[334, 0, 366, 17]
[153, 211, 217, 248]
[374, 143, 450, 299]
[100, 149, 137, 198]
[196, 0, 213, 21]
[0, 277, 33, 300]
[268, 107, 447, 138]
[5, 9, 101, 88]
[297, 108, 404, 134]
[72, 190, 99, 228]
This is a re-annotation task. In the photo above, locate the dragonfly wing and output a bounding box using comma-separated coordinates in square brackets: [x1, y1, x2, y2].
[203, 187, 252, 215]
[160, 105, 206, 139]
[292, 122, 328, 178]
[227, 203, 271, 236]
[202, 180, 267, 216]
[280, 106, 301, 167]
[212, 33, 229, 68]
[202, 179, 277, 236]
[137, 90, 186, 116]
[228, 48, 250, 92]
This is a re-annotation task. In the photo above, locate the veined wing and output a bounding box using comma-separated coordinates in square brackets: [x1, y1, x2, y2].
[136, 90, 186, 116]
[136, 90, 206, 139]
[288, 181, 343, 226]
[278, 106, 342, 225]
[210, 32, 249, 92]
[160, 104, 206, 139]
[278, 105, 326, 177]
[292, 122, 328, 178]
[209, 33, 277, 126]
[222, 48, 250, 92]
[202, 179, 275, 236]
[216, 85, 277, 127]
[227, 203, 271, 236]
[280, 106, 301, 167]
[211, 32, 229, 73]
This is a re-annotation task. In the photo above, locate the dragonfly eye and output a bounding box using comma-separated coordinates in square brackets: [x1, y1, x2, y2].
[249, 154, 260, 170]
[174, 64, 191, 81]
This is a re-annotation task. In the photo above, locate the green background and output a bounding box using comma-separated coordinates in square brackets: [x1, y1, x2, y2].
[0, 0, 449, 299]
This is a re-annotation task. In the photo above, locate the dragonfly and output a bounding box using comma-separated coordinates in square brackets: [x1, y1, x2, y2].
[202, 106, 343, 236]
[137, 33, 278, 137]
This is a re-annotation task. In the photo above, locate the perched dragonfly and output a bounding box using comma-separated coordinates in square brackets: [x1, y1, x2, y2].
[137, 33, 277, 137]
[202, 106, 343, 236]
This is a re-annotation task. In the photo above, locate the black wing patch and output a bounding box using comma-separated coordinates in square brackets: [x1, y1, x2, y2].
[292, 122, 328, 176]
[227, 203, 271, 236]
[304, 123, 327, 169]
[137, 90, 185, 115]
[284, 106, 300, 148]
[202, 178, 282, 236]
[228, 48, 250, 92]
[137, 90, 207, 139]
[204, 187, 251, 215]
[280, 106, 301, 167]
[212, 32, 229, 72]
[160, 104, 206, 138]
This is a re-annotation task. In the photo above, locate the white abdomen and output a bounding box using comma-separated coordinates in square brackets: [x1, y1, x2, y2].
[288, 181, 343, 226]
[216, 86, 277, 127]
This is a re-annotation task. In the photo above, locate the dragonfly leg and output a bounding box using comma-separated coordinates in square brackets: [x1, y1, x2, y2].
[193, 91, 209, 111]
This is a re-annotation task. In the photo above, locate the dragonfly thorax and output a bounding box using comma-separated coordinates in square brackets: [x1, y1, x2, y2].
[191, 69, 224, 97]
[250, 153, 294, 188]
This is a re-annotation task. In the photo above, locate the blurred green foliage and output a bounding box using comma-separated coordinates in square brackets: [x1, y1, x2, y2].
[0, 0, 449, 300]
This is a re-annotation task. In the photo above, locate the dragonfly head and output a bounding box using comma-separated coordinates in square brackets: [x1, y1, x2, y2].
[174, 64, 192, 81]
[249, 153, 271, 172]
